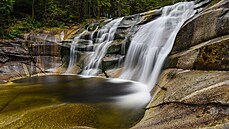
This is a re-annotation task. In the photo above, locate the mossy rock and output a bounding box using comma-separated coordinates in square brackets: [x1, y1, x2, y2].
[165, 35, 229, 71]
[194, 40, 229, 70]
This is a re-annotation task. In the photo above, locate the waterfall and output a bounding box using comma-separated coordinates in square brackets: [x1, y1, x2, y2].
[65, 30, 88, 73]
[120, 2, 196, 91]
[82, 17, 123, 76]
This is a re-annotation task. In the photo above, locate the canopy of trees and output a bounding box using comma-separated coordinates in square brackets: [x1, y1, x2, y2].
[0, 0, 183, 39]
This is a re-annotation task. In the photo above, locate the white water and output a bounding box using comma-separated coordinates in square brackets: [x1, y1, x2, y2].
[82, 17, 123, 76]
[66, 30, 88, 73]
[63, 1, 198, 108]
[120, 2, 196, 91]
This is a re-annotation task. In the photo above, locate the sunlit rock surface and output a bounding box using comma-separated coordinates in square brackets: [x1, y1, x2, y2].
[134, 0, 229, 128]
[0, 0, 228, 128]
[133, 69, 229, 129]
[172, 0, 229, 53]
[165, 34, 229, 70]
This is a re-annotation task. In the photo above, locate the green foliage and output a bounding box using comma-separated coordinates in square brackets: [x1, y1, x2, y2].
[0, 0, 16, 39]
[131, 0, 158, 13]
[43, 0, 67, 27]
[0, 0, 15, 18]
[6, 17, 42, 39]
[1, 0, 186, 39]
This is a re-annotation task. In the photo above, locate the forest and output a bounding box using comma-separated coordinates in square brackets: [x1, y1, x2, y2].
[0, 0, 183, 39]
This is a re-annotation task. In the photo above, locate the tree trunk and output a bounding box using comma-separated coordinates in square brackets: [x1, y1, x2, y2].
[117, 1, 122, 16]
[32, 0, 35, 19]
[110, 0, 114, 17]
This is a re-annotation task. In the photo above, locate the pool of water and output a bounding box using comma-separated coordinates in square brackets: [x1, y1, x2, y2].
[0, 75, 150, 129]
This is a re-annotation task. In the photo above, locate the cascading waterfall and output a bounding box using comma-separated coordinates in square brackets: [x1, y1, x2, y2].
[66, 30, 88, 73]
[82, 17, 123, 76]
[120, 2, 196, 91]
[63, 1, 199, 108]
[65, 1, 197, 94]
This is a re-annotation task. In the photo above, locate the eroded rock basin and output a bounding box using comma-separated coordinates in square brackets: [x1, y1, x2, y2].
[0, 75, 150, 129]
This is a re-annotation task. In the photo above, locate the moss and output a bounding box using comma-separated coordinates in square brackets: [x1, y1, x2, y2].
[195, 42, 228, 70]
[148, 85, 167, 108]
[208, 0, 222, 7]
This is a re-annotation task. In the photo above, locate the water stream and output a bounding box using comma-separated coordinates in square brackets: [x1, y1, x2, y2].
[82, 17, 123, 76]
[66, 2, 196, 92]
[63, 1, 197, 104]
[120, 2, 196, 91]
[66, 30, 88, 73]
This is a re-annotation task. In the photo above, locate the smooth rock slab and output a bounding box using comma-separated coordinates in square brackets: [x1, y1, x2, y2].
[134, 69, 229, 129]
[172, 0, 229, 53]
[133, 103, 229, 129]
[166, 34, 229, 70]
[150, 69, 229, 106]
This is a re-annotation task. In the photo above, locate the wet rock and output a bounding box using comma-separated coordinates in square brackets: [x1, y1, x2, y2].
[86, 23, 100, 31]
[0, 39, 63, 83]
[33, 56, 62, 72]
[114, 29, 130, 40]
[31, 42, 61, 56]
[65, 64, 82, 74]
[105, 68, 123, 78]
[118, 15, 141, 28]
[102, 54, 124, 71]
[107, 39, 123, 54]
[78, 39, 93, 45]
[80, 32, 92, 40]
[0, 62, 37, 83]
[60, 40, 73, 44]
[139, 9, 162, 25]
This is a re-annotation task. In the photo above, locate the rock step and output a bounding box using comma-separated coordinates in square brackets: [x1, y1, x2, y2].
[102, 54, 125, 71]
[165, 34, 229, 71]
[61, 38, 127, 54]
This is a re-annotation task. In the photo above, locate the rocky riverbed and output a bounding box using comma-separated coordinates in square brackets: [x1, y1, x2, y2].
[0, 0, 228, 128]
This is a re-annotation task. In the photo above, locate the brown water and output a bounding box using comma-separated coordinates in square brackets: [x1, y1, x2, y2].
[0, 75, 147, 129]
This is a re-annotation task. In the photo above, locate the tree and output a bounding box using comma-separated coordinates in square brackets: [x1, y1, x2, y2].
[32, 0, 35, 19]
[0, 0, 15, 19]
